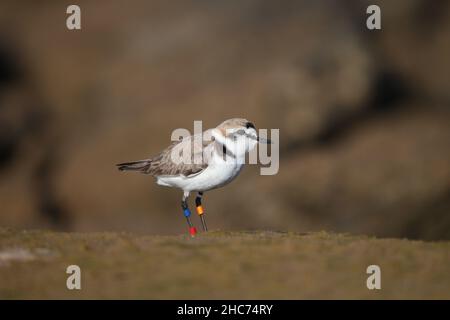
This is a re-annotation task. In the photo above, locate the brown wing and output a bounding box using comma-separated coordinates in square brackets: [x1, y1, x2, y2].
[128, 132, 212, 176]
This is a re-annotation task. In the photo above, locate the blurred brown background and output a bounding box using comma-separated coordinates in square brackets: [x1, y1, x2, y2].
[0, 0, 449, 240]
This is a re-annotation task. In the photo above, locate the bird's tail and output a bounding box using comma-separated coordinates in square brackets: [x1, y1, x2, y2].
[116, 159, 152, 173]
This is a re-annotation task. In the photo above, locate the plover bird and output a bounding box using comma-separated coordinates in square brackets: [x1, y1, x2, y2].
[116, 118, 271, 236]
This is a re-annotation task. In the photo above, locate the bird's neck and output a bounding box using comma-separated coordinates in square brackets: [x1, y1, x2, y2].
[214, 138, 248, 163]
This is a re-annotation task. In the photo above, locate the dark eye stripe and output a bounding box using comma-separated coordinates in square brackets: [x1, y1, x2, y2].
[246, 122, 255, 129]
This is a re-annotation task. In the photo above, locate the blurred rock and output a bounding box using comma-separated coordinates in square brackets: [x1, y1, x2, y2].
[229, 106, 450, 240]
[368, 0, 450, 102]
[0, 0, 449, 240]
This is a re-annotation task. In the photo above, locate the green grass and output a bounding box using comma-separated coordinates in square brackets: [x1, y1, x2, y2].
[0, 228, 449, 299]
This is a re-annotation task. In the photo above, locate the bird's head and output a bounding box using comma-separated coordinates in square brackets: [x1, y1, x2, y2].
[212, 118, 271, 155]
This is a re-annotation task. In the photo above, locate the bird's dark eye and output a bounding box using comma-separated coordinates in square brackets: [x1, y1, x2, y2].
[246, 122, 255, 129]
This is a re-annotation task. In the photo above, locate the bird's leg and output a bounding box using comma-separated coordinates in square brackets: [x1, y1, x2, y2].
[181, 192, 197, 236]
[195, 192, 208, 232]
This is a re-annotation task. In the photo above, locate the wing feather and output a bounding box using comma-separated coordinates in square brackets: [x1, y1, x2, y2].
[141, 130, 214, 177]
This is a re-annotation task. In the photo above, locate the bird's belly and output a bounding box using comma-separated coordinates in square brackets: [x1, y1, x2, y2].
[157, 162, 243, 192]
[188, 162, 243, 191]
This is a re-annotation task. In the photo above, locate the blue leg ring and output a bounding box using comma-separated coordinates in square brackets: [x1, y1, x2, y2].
[183, 208, 191, 217]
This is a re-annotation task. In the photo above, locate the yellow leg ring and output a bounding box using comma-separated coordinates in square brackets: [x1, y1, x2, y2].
[196, 205, 204, 215]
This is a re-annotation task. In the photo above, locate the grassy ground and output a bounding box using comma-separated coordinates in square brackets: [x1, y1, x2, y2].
[0, 227, 449, 299]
